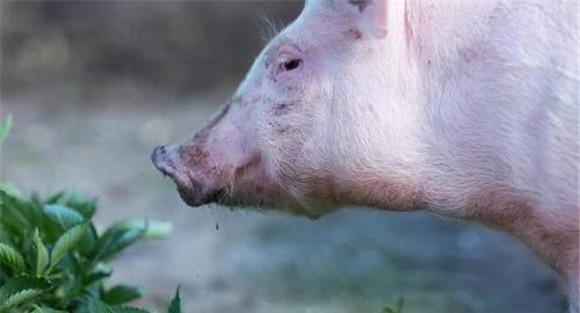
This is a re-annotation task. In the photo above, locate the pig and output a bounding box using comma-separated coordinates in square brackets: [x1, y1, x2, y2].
[151, 0, 579, 310]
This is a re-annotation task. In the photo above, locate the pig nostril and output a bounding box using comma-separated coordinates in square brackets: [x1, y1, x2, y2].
[151, 145, 167, 164]
[155, 145, 166, 154]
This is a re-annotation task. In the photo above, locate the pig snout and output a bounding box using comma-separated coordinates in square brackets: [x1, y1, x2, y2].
[151, 144, 226, 207]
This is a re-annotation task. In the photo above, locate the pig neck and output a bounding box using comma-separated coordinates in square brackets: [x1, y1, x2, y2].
[391, 0, 579, 302]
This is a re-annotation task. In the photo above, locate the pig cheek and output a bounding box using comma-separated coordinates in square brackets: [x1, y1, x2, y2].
[257, 102, 302, 171]
[255, 102, 322, 207]
[230, 155, 282, 207]
[266, 145, 334, 210]
[266, 99, 303, 133]
[253, 127, 302, 205]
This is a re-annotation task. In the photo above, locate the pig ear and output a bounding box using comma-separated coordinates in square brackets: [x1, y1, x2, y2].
[338, 0, 388, 39]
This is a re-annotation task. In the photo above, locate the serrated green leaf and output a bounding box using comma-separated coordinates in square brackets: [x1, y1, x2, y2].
[49, 223, 88, 271]
[381, 298, 405, 313]
[112, 219, 172, 239]
[93, 219, 171, 262]
[45, 191, 66, 204]
[0, 243, 25, 272]
[0, 275, 51, 303]
[33, 229, 50, 276]
[43, 204, 85, 229]
[78, 224, 98, 257]
[0, 182, 23, 199]
[0, 289, 42, 311]
[88, 299, 113, 313]
[0, 190, 33, 235]
[167, 287, 181, 313]
[103, 285, 143, 305]
[32, 306, 68, 313]
[0, 114, 13, 144]
[84, 262, 113, 285]
[65, 193, 97, 219]
[93, 225, 145, 262]
[109, 306, 151, 313]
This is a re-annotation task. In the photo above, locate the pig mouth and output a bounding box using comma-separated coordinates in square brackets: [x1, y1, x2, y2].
[151, 146, 226, 207]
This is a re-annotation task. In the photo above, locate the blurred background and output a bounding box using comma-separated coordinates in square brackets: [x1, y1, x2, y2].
[0, 1, 568, 312]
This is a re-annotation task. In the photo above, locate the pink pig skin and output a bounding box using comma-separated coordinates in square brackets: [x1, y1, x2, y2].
[152, 0, 579, 310]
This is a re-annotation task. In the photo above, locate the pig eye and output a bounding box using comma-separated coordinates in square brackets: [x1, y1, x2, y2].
[281, 58, 302, 72]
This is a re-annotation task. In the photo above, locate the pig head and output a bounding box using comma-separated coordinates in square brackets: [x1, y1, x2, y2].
[152, 0, 426, 218]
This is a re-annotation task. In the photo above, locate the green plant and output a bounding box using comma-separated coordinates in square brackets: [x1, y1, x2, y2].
[381, 298, 404, 313]
[0, 115, 401, 313]
[0, 115, 182, 313]
[0, 187, 177, 313]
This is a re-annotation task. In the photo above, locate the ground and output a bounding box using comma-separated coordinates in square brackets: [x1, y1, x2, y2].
[0, 98, 568, 313]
